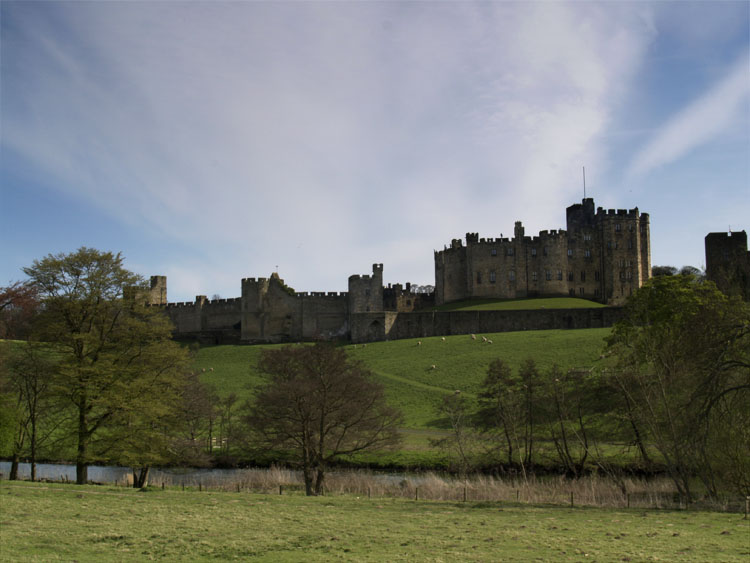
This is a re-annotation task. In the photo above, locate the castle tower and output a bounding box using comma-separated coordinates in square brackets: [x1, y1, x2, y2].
[348, 264, 384, 313]
[149, 276, 167, 305]
[705, 230, 750, 300]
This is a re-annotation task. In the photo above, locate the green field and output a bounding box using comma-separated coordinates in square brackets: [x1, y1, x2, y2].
[432, 297, 607, 311]
[2, 481, 747, 562]
[196, 328, 612, 429]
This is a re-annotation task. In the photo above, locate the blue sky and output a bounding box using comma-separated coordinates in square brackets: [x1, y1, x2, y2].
[1, 1, 748, 303]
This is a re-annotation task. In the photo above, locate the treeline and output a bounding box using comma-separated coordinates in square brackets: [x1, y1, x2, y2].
[1, 249, 748, 500]
[431, 274, 750, 500]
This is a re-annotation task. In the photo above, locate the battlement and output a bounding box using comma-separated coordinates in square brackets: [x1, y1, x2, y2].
[596, 207, 641, 218]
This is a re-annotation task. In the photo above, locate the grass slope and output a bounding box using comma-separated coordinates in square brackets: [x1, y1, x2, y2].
[196, 328, 612, 429]
[2, 481, 748, 562]
[433, 297, 606, 311]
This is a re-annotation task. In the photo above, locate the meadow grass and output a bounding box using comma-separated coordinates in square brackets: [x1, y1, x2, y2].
[432, 296, 607, 311]
[196, 327, 612, 430]
[2, 480, 747, 562]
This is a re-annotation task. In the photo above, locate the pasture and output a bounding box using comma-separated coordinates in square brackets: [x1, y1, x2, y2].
[2, 480, 747, 562]
[195, 327, 612, 429]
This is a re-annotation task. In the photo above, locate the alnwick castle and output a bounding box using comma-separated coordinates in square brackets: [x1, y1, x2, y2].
[141, 198, 748, 344]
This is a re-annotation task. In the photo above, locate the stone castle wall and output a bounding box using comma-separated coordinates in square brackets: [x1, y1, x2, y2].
[147, 198, 652, 344]
[349, 306, 625, 343]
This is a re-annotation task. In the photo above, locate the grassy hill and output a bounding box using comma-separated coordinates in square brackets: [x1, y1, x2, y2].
[196, 328, 611, 429]
[431, 296, 607, 311]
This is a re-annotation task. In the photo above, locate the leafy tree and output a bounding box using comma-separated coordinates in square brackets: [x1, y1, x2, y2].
[540, 365, 592, 477]
[430, 392, 481, 478]
[478, 358, 541, 476]
[651, 265, 677, 277]
[0, 281, 38, 339]
[241, 343, 402, 496]
[605, 275, 750, 498]
[0, 342, 63, 481]
[23, 247, 190, 484]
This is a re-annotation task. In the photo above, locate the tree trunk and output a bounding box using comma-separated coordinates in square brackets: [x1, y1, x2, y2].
[76, 396, 89, 485]
[9, 453, 19, 480]
[133, 467, 150, 488]
[314, 466, 325, 496]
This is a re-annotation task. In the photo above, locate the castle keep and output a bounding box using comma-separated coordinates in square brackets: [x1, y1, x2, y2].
[705, 230, 750, 300]
[147, 198, 647, 343]
[435, 199, 651, 306]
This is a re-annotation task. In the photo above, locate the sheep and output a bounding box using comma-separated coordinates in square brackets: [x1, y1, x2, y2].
[470, 334, 476, 340]
[482, 336, 487, 343]
[431, 364, 437, 370]
[201, 368, 206, 373]
[487, 339, 493, 344]
[441, 337, 446, 342]
[417, 341, 422, 347]
[454, 390, 461, 394]
[209, 367, 214, 372]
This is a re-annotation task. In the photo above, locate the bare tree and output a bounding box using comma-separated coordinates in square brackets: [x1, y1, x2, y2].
[241, 343, 403, 496]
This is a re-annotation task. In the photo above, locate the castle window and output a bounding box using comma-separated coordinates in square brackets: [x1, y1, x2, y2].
[567, 249, 574, 258]
[532, 271, 538, 282]
[615, 223, 621, 232]
[581, 271, 586, 282]
[569, 289, 575, 296]
[507, 248, 514, 256]
[579, 287, 585, 296]
[543, 247, 548, 256]
[568, 271, 574, 281]
[584, 249, 591, 258]
[491, 248, 497, 256]
[490, 270, 496, 283]
[508, 270, 515, 282]
[607, 241, 612, 249]
[626, 270, 632, 280]
[584, 233, 592, 241]
[531, 248, 537, 257]
[595, 271, 600, 281]
[476, 271, 482, 284]
[546, 270, 552, 281]
[629, 224, 634, 231]
[557, 270, 563, 280]
[628, 239, 633, 249]
[594, 288, 600, 297]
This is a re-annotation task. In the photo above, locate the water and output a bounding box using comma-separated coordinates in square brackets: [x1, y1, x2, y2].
[0, 461, 290, 486]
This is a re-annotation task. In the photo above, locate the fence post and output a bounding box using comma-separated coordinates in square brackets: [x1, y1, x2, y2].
[463, 486, 467, 503]
[162, 482, 165, 490]
[368, 487, 371, 499]
[279, 485, 283, 495]
[516, 489, 520, 502]
[182, 482, 185, 491]
[199, 482, 202, 492]
[415, 487, 419, 501]
[627, 493, 630, 509]
[570, 492, 574, 507]
[237, 483, 240, 493]
[745, 496, 749, 520]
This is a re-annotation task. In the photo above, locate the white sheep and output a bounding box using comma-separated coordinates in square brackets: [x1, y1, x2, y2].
[487, 339, 493, 344]
[417, 341, 422, 347]
[431, 364, 437, 370]
[470, 334, 476, 340]
[441, 336, 446, 342]
[482, 336, 488, 343]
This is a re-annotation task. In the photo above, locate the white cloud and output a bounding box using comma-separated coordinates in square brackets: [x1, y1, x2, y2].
[628, 52, 750, 178]
[2, 2, 660, 300]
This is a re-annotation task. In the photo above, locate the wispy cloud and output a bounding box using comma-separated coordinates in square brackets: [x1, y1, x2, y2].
[628, 51, 750, 178]
[3, 2, 659, 298]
